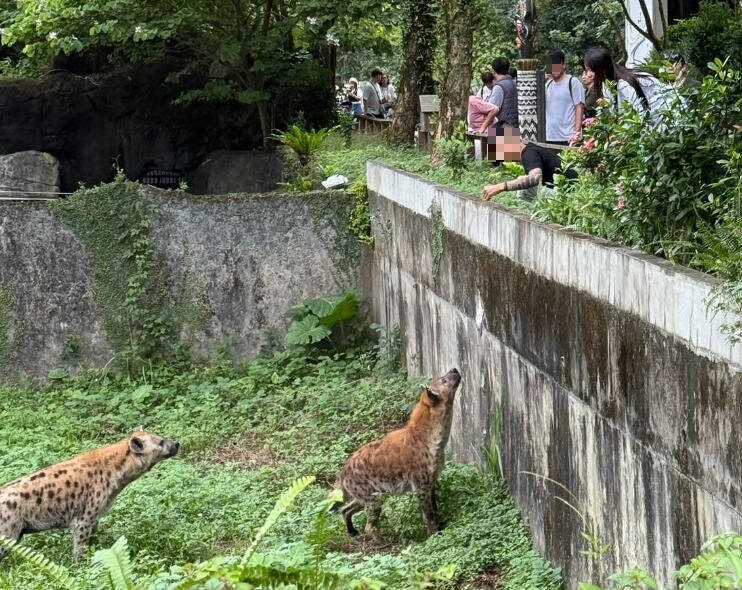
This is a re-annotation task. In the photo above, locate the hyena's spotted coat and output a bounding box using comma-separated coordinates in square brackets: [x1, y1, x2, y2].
[335, 368, 462, 536]
[0, 431, 179, 559]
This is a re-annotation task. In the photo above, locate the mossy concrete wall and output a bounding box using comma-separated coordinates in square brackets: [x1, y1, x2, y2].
[366, 161, 742, 589]
[0, 190, 364, 380]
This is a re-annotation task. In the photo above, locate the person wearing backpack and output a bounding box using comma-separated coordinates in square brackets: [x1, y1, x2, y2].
[545, 49, 585, 146]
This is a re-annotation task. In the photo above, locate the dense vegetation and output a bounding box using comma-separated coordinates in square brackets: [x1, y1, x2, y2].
[283, 54, 741, 341]
[0, 320, 562, 589]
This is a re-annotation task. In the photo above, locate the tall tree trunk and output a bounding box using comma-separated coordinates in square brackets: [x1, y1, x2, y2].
[437, 0, 475, 140]
[389, 0, 437, 146]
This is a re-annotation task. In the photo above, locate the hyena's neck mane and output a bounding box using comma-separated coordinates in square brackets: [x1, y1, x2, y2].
[407, 394, 455, 457]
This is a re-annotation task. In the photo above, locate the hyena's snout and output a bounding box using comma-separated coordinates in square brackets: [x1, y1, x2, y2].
[444, 368, 461, 387]
[159, 439, 180, 458]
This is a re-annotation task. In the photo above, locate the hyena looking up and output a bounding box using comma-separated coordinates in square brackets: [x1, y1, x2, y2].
[0, 431, 179, 560]
[334, 368, 462, 536]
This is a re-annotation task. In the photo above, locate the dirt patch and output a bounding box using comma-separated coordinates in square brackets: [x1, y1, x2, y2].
[460, 566, 504, 589]
[211, 440, 281, 469]
[343, 534, 398, 555]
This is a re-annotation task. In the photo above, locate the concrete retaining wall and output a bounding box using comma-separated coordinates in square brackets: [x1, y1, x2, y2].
[367, 161, 742, 588]
[0, 189, 363, 380]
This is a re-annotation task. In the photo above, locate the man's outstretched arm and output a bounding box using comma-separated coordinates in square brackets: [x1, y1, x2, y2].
[481, 167, 542, 199]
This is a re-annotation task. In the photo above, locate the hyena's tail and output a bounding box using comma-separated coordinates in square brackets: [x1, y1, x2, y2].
[327, 482, 346, 512]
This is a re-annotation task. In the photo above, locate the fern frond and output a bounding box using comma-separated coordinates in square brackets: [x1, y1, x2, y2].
[239, 475, 315, 568]
[0, 534, 77, 590]
[237, 562, 380, 589]
[90, 536, 136, 590]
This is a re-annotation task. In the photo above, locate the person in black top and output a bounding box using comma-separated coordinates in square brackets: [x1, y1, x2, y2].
[481, 127, 576, 201]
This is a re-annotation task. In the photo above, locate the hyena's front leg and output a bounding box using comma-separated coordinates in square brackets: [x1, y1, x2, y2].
[417, 487, 440, 534]
[72, 520, 95, 560]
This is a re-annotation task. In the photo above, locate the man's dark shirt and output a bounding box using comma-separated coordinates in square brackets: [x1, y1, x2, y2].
[520, 143, 577, 186]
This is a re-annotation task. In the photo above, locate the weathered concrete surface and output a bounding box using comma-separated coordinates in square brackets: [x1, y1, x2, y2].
[367, 161, 742, 589]
[0, 190, 363, 380]
[0, 151, 59, 197]
[148, 190, 362, 361]
[190, 151, 284, 194]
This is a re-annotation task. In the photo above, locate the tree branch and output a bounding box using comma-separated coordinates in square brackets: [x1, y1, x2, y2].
[618, 0, 664, 55]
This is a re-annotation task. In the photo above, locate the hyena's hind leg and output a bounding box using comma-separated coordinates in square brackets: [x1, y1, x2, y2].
[340, 499, 364, 536]
[417, 487, 440, 534]
[363, 499, 383, 536]
[0, 519, 24, 560]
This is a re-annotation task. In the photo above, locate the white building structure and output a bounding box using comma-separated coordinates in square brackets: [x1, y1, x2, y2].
[625, 0, 666, 66]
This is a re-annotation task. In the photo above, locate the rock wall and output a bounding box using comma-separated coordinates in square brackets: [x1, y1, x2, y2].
[366, 161, 742, 589]
[0, 189, 364, 380]
[0, 151, 60, 197]
[0, 63, 263, 192]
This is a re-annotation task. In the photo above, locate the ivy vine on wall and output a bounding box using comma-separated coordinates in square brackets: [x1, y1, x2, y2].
[52, 172, 179, 373]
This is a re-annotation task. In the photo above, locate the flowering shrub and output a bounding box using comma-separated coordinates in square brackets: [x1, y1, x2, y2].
[535, 59, 742, 266]
[533, 59, 742, 339]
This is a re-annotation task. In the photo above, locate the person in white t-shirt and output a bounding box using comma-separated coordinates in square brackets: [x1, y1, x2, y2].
[545, 49, 585, 146]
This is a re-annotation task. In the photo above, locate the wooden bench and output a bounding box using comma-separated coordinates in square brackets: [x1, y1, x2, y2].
[466, 131, 497, 162]
[418, 94, 440, 148]
[356, 115, 392, 134]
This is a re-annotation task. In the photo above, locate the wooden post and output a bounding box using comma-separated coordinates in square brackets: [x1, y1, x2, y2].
[418, 94, 440, 149]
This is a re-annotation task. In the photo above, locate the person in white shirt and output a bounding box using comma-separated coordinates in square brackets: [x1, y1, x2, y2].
[583, 46, 679, 121]
[477, 71, 496, 102]
[545, 49, 585, 145]
[379, 74, 396, 117]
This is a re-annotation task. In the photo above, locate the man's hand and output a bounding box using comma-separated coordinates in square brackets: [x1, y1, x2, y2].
[482, 183, 506, 200]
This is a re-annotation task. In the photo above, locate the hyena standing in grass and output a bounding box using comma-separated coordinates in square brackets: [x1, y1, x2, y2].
[334, 368, 462, 536]
[0, 431, 179, 559]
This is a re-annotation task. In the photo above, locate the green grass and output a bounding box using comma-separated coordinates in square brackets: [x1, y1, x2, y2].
[315, 134, 531, 212]
[0, 346, 561, 589]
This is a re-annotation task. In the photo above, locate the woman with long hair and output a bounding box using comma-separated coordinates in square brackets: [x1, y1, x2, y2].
[583, 46, 648, 111]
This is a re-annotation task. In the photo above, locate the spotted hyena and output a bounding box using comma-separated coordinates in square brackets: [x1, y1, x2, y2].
[334, 367, 462, 536]
[0, 431, 179, 559]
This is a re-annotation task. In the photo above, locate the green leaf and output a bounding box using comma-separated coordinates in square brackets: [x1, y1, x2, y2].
[48, 368, 69, 380]
[305, 292, 358, 326]
[284, 315, 332, 346]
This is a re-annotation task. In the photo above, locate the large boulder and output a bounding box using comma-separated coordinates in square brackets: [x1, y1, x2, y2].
[190, 150, 284, 194]
[0, 63, 263, 192]
[0, 151, 59, 197]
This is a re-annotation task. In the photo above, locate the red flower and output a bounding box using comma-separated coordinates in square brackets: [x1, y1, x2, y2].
[579, 137, 597, 152]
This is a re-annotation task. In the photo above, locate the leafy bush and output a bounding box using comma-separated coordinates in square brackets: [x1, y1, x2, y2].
[533, 60, 742, 339]
[284, 291, 373, 353]
[334, 110, 358, 147]
[667, 1, 742, 77]
[435, 122, 472, 181]
[580, 532, 742, 590]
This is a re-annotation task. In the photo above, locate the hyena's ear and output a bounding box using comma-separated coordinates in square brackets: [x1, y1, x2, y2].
[129, 436, 145, 454]
[424, 386, 441, 402]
